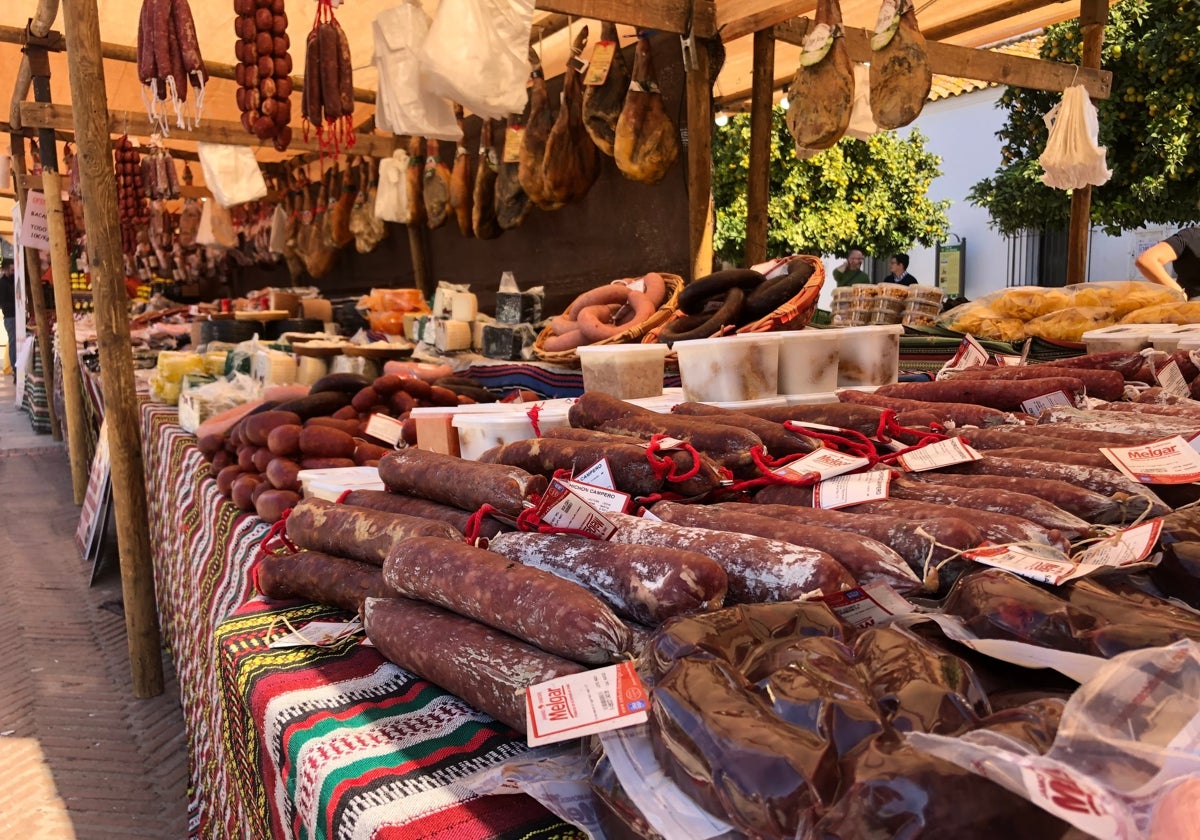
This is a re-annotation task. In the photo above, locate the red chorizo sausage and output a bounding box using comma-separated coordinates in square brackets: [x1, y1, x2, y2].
[302, 28, 322, 125]
[741, 403, 887, 437]
[873, 378, 1086, 412]
[1048, 351, 1145, 377]
[973, 446, 1117, 470]
[670, 402, 823, 457]
[256, 550, 393, 613]
[377, 448, 547, 517]
[911, 472, 1130, 524]
[836, 389, 1013, 428]
[383, 536, 633, 664]
[538, 427, 724, 497]
[335, 21, 353, 116]
[944, 365, 1125, 402]
[317, 22, 343, 120]
[171, 0, 204, 77]
[339, 489, 508, 539]
[285, 497, 461, 565]
[480, 437, 668, 498]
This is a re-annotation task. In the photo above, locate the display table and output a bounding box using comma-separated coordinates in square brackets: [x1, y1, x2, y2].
[141, 403, 579, 840]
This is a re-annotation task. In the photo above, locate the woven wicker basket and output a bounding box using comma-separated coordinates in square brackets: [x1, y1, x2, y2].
[533, 273, 685, 367]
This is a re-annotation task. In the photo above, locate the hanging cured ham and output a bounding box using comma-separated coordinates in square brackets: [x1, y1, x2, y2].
[424, 138, 453, 229]
[473, 119, 503, 239]
[518, 48, 558, 210]
[786, 0, 854, 152]
[614, 33, 679, 184]
[581, 21, 631, 156]
[869, 0, 932, 130]
[541, 27, 599, 207]
[450, 105, 475, 237]
[497, 114, 533, 230]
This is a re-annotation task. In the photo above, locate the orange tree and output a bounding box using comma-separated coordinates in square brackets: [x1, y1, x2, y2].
[969, 0, 1200, 235]
[711, 106, 950, 264]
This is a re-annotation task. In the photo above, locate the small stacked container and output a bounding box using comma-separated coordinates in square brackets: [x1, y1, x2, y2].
[830, 287, 854, 326]
[903, 285, 945, 327]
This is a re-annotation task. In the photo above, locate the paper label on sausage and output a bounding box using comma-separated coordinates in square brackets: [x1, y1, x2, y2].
[936, 334, 990, 379]
[1101, 435, 1200, 484]
[1154, 359, 1190, 398]
[502, 126, 524, 163]
[775, 449, 870, 482]
[819, 582, 913, 628]
[577, 458, 616, 490]
[963, 537, 1156, 586]
[584, 41, 617, 86]
[994, 354, 1025, 367]
[1073, 519, 1162, 568]
[813, 469, 891, 509]
[526, 661, 649, 746]
[1020, 390, 1076, 414]
[363, 413, 406, 447]
[565, 479, 630, 515]
[895, 438, 981, 472]
[269, 619, 363, 648]
[656, 437, 687, 451]
[535, 478, 618, 539]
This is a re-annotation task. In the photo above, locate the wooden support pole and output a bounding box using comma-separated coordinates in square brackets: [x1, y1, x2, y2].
[1065, 0, 1108, 285]
[685, 30, 715, 280]
[60, 0, 164, 698]
[10, 134, 61, 441]
[745, 29, 776, 266]
[408, 226, 431, 300]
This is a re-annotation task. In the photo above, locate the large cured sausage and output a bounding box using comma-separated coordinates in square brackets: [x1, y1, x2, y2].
[943, 365, 1126, 402]
[378, 448, 547, 517]
[539, 427, 725, 497]
[364, 596, 584, 733]
[947, 426, 1148, 455]
[836, 389, 1014, 428]
[488, 532, 727, 625]
[383, 536, 632, 664]
[650, 501, 921, 594]
[873, 378, 1086, 412]
[285, 497, 461, 565]
[742, 403, 888, 438]
[607, 512, 855, 603]
[339, 489, 507, 539]
[914, 472, 1131, 525]
[671, 403, 823, 457]
[257, 550, 393, 613]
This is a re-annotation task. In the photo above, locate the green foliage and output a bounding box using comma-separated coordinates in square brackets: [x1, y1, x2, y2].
[711, 108, 951, 265]
[970, 0, 1200, 235]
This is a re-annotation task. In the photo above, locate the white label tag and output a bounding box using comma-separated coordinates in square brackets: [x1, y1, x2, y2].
[656, 437, 687, 450]
[963, 542, 1090, 585]
[620, 277, 647, 293]
[565, 480, 630, 515]
[1155, 359, 1191, 398]
[526, 661, 649, 746]
[640, 508, 662, 521]
[784, 420, 844, 434]
[814, 469, 892, 509]
[1021, 390, 1076, 414]
[993, 354, 1026, 367]
[269, 619, 363, 648]
[576, 458, 616, 490]
[1101, 435, 1200, 484]
[775, 449, 870, 482]
[896, 438, 981, 472]
[1074, 519, 1163, 568]
[819, 582, 913, 628]
[363, 413, 405, 447]
[534, 478, 618, 539]
[937, 335, 990, 379]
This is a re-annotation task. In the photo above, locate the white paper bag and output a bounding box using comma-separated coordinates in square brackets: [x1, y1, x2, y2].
[197, 142, 268, 207]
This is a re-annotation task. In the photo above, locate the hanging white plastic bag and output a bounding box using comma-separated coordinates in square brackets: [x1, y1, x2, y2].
[420, 0, 536, 120]
[195, 199, 237, 249]
[197, 142, 268, 207]
[268, 203, 289, 255]
[373, 2, 461, 140]
[844, 63, 879, 140]
[374, 148, 411, 223]
[1038, 85, 1112, 190]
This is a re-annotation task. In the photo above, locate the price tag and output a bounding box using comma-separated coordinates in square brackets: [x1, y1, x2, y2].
[1020, 390, 1076, 415]
[534, 478, 618, 539]
[813, 469, 891, 509]
[640, 508, 663, 521]
[993, 354, 1026, 367]
[363, 413, 406, 447]
[963, 542, 1086, 585]
[1073, 519, 1162, 568]
[502, 125, 524, 163]
[775, 449, 870, 482]
[784, 420, 844, 434]
[565, 480, 630, 515]
[819, 582, 913, 628]
[621, 277, 647, 293]
[526, 661, 648, 746]
[937, 334, 990, 379]
[269, 619, 363, 648]
[1155, 359, 1191, 398]
[577, 458, 616, 490]
[895, 438, 981, 472]
[583, 41, 617, 86]
[1101, 435, 1200, 484]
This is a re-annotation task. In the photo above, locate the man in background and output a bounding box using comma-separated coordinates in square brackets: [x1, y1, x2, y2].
[1136, 225, 1200, 298]
[833, 248, 871, 287]
[1, 260, 15, 381]
[887, 253, 918, 286]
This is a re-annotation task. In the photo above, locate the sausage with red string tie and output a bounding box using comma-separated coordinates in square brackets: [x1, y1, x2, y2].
[378, 448, 547, 518]
[338, 489, 508, 539]
[364, 596, 585, 733]
[942, 365, 1126, 402]
[649, 501, 921, 594]
[670, 402, 823, 457]
[605, 512, 855, 604]
[910, 472, 1133, 525]
[740, 403, 889, 438]
[257, 550, 393, 613]
[836, 389, 1015, 428]
[539, 427, 724, 497]
[284, 497, 461, 566]
[488, 531, 728, 625]
[872, 378, 1087, 412]
[383, 536, 633, 664]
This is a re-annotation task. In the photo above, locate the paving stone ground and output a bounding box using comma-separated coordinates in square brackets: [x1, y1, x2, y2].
[0, 377, 189, 839]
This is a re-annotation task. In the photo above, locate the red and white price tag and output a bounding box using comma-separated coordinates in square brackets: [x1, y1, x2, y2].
[1020, 390, 1076, 415]
[525, 661, 648, 746]
[565, 480, 630, 515]
[819, 582, 913, 628]
[577, 458, 616, 490]
[963, 542, 1087, 585]
[1101, 435, 1200, 484]
[775, 448, 870, 482]
[656, 436, 687, 450]
[1154, 359, 1191, 398]
[937, 335, 990, 379]
[895, 437, 981, 472]
[1073, 519, 1162, 568]
[813, 469, 891, 509]
[535, 479, 618, 539]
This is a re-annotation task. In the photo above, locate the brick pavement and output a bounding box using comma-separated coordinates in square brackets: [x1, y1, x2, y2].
[0, 378, 189, 839]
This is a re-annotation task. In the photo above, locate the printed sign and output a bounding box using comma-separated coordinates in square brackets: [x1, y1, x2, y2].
[577, 458, 616, 490]
[895, 437, 981, 472]
[820, 582, 913, 628]
[776, 448, 870, 482]
[813, 469, 891, 509]
[18, 190, 50, 251]
[1101, 435, 1200, 484]
[526, 661, 648, 746]
[1021, 390, 1076, 414]
[937, 334, 989, 379]
[583, 41, 617, 86]
[1154, 360, 1191, 399]
[535, 478, 618, 539]
[1074, 519, 1162, 568]
[564, 479, 630, 515]
[502, 125, 524, 163]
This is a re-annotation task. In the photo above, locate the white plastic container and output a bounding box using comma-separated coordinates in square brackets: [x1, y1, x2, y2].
[776, 329, 841, 394]
[452, 405, 571, 460]
[1149, 324, 1200, 352]
[674, 334, 781, 403]
[297, 466, 385, 501]
[1081, 324, 1161, 354]
[835, 325, 903, 387]
[709, 396, 789, 410]
[577, 343, 670, 400]
[627, 388, 684, 413]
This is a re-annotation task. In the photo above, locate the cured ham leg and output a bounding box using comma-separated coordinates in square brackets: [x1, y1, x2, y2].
[473, 119, 503, 239]
[541, 27, 599, 206]
[786, 0, 854, 152]
[518, 48, 559, 210]
[450, 105, 475, 237]
[496, 113, 532, 230]
[582, 21, 630, 156]
[869, 0, 932, 130]
[614, 33, 679, 184]
[424, 138, 452, 229]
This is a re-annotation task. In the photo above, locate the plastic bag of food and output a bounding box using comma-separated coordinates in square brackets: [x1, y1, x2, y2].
[1038, 85, 1112, 190]
[372, 1, 462, 140]
[990, 286, 1073, 321]
[940, 301, 1027, 342]
[909, 640, 1200, 839]
[374, 149, 412, 223]
[1121, 301, 1200, 325]
[1022, 305, 1117, 342]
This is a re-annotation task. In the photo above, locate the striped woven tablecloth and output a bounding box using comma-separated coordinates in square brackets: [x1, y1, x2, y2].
[140, 403, 581, 840]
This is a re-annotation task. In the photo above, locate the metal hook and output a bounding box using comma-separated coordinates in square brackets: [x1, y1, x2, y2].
[1070, 63, 1081, 88]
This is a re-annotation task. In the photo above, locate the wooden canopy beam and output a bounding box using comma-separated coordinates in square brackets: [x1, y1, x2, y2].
[533, 0, 715, 36]
[718, 0, 812, 44]
[20, 101, 397, 158]
[923, 0, 1062, 42]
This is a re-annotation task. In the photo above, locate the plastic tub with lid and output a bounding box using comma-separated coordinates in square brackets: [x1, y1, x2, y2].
[1149, 324, 1200, 352]
[835, 324, 903, 387]
[674, 334, 781, 403]
[577, 343, 670, 400]
[784, 391, 839, 406]
[1081, 324, 1163, 354]
[452, 404, 571, 461]
[776, 329, 841, 394]
[707, 395, 790, 410]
